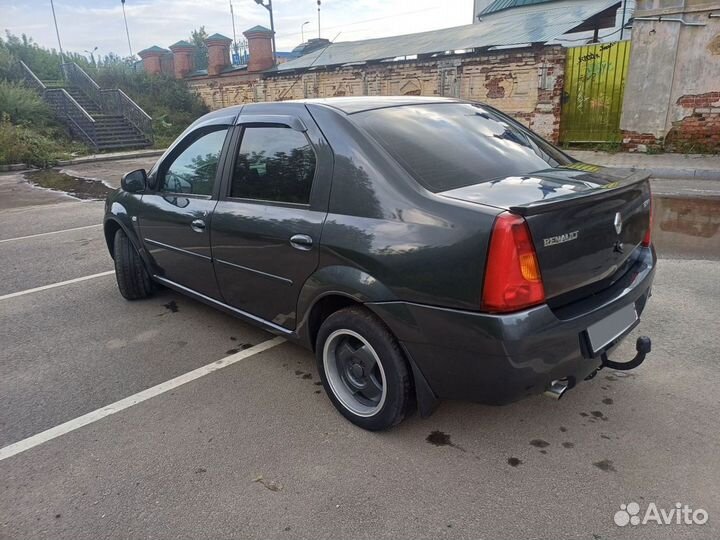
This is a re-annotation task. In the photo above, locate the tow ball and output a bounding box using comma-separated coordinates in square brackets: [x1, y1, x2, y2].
[601, 336, 652, 371]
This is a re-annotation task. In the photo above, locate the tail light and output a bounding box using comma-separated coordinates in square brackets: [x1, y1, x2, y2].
[642, 193, 653, 247]
[482, 212, 545, 313]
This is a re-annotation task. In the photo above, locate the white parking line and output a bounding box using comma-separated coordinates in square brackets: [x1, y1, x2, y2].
[0, 224, 102, 244]
[0, 336, 286, 462]
[0, 271, 115, 301]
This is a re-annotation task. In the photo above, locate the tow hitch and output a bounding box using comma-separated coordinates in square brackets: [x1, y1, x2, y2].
[601, 336, 652, 371]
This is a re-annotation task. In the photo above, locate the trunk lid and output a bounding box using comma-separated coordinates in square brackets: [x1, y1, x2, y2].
[440, 163, 652, 302]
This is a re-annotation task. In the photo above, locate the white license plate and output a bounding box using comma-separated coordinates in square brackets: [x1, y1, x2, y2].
[586, 304, 638, 353]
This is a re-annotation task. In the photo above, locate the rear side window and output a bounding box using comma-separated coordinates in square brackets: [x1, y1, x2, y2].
[230, 126, 316, 204]
[160, 127, 228, 196]
[353, 103, 573, 193]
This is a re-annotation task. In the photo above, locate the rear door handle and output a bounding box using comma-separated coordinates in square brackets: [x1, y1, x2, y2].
[191, 219, 206, 233]
[290, 234, 313, 250]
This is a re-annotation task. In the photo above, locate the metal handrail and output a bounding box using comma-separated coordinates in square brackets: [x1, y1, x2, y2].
[61, 62, 102, 108]
[44, 88, 98, 149]
[18, 60, 46, 92]
[118, 89, 152, 121]
[101, 88, 154, 143]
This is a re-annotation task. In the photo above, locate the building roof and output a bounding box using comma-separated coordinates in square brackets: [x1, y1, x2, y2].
[244, 25, 273, 34]
[479, 0, 556, 16]
[206, 33, 232, 42]
[138, 45, 169, 55]
[169, 40, 195, 49]
[276, 0, 619, 72]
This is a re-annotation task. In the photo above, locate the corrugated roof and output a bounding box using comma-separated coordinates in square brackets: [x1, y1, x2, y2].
[479, 0, 556, 16]
[276, 0, 617, 72]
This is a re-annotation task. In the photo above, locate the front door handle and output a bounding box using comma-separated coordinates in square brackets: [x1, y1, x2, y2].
[290, 234, 313, 251]
[191, 219, 206, 233]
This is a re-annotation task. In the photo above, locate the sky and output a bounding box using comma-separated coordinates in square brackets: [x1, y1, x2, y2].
[1, 0, 475, 59]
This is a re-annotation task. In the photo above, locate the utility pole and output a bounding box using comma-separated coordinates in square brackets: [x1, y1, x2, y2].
[230, 0, 240, 64]
[317, 0, 321, 39]
[230, 0, 238, 47]
[121, 0, 134, 57]
[254, 0, 277, 65]
[301, 21, 310, 43]
[50, 0, 65, 62]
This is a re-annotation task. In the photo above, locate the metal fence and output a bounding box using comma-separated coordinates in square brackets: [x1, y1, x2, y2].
[559, 40, 631, 144]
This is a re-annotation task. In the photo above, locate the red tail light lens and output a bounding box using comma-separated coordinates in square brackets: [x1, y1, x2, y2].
[642, 193, 653, 247]
[482, 212, 545, 313]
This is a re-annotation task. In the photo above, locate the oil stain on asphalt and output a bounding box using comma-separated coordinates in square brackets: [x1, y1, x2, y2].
[530, 439, 550, 449]
[226, 343, 252, 354]
[593, 459, 616, 472]
[507, 457, 522, 467]
[426, 430, 466, 452]
[163, 300, 179, 313]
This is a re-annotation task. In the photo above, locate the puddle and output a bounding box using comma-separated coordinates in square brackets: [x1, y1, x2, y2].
[653, 196, 720, 260]
[25, 169, 114, 201]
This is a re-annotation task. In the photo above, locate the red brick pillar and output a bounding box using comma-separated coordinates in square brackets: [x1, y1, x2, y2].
[169, 40, 196, 79]
[138, 46, 168, 76]
[206, 33, 232, 76]
[243, 25, 274, 72]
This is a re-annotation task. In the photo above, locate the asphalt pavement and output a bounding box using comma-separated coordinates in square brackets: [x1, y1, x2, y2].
[0, 158, 718, 540]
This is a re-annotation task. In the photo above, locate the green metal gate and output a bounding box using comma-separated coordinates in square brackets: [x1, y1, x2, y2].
[559, 40, 631, 143]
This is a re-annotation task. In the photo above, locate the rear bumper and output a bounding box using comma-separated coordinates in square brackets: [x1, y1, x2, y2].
[368, 246, 656, 405]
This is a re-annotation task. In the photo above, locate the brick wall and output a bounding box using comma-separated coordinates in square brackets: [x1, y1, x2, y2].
[187, 46, 566, 142]
[664, 92, 720, 153]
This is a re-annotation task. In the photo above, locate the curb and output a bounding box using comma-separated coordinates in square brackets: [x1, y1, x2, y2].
[55, 149, 166, 167]
[0, 149, 167, 173]
[648, 167, 719, 180]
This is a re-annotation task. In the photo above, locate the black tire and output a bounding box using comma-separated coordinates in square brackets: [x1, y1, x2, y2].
[113, 229, 153, 300]
[315, 306, 414, 430]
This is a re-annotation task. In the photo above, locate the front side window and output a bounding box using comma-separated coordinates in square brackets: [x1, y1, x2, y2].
[230, 126, 316, 204]
[161, 128, 228, 196]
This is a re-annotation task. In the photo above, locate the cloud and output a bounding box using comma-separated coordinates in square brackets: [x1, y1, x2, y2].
[1, 0, 472, 58]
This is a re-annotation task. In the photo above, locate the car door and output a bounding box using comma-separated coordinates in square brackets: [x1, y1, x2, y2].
[211, 105, 333, 330]
[138, 120, 233, 299]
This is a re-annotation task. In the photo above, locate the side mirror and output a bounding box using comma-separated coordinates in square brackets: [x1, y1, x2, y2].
[121, 169, 147, 193]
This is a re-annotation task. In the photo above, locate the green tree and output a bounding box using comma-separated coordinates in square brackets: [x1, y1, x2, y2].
[190, 26, 209, 71]
[0, 31, 93, 80]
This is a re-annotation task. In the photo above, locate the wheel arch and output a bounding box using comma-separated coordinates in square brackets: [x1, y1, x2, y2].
[295, 266, 441, 418]
[295, 265, 397, 350]
[103, 215, 152, 273]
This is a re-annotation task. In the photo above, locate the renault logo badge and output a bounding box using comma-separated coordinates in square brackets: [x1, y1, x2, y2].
[614, 212, 623, 235]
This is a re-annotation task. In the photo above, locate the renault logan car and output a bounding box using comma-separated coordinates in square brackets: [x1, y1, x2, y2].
[104, 97, 655, 430]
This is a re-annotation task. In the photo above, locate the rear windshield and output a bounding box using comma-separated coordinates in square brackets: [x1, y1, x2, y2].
[353, 103, 573, 193]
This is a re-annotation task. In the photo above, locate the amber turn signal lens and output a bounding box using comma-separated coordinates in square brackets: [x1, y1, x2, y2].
[482, 212, 545, 313]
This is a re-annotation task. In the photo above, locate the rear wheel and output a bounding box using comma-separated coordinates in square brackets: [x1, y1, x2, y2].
[316, 306, 413, 430]
[113, 229, 153, 300]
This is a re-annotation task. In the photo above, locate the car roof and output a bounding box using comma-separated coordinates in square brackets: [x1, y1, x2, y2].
[197, 96, 463, 123]
[288, 96, 462, 114]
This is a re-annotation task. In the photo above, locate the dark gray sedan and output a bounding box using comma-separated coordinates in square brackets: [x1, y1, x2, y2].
[104, 97, 655, 430]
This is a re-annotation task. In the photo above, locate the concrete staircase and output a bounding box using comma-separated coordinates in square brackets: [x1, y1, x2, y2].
[43, 82, 152, 150]
[21, 64, 153, 152]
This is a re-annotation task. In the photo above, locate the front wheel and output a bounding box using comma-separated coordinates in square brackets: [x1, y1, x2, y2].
[113, 229, 153, 300]
[315, 306, 413, 430]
